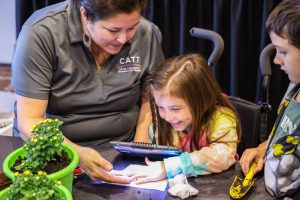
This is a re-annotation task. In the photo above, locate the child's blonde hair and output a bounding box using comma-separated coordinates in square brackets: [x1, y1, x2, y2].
[149, 53, 241, 150]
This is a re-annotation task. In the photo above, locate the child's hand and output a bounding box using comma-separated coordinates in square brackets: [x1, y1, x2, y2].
[240, 141, 267, 176]
[133, 157, 167, 184]
[113, 157, 167, 184]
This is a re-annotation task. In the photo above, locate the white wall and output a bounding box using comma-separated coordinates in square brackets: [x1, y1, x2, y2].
[0, 0, 16, 64]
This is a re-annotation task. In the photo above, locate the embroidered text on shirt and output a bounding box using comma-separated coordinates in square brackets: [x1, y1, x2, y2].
[117, 56, 142, 73]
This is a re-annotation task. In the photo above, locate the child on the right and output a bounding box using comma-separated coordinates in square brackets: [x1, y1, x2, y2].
[240, 0, 300, 199]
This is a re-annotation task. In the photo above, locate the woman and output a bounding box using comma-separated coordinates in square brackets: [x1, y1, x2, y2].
[12, 0, 164, 183]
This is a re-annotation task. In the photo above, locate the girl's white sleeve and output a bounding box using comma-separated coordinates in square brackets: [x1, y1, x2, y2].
[163, 110, 238, 179]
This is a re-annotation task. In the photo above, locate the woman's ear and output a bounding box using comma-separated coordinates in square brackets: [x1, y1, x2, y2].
[79, 6, 88, 24]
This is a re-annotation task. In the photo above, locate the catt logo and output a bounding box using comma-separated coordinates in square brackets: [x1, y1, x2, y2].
[117, 56, 142, 73]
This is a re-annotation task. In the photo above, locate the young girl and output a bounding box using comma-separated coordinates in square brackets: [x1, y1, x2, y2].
[130, 53, 241, 184]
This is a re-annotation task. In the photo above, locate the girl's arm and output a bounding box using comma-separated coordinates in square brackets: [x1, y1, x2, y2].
[164, 109, 238, 179]
[122, 109, 238, 183]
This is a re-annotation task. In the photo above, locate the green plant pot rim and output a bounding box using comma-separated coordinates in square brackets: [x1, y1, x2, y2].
[3, 143, 79, 181]
[58, 184, 73, 199]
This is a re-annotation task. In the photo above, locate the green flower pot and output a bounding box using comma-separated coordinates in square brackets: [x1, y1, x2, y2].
[0, 184, 73, 200]
[2, 144, 79, 193]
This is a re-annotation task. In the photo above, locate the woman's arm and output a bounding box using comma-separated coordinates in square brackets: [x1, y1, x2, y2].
[134, 97, 151, 142]
[16, 95, 131, 183]
[134, 22, 165, 143]
[16, 95, 47, 140]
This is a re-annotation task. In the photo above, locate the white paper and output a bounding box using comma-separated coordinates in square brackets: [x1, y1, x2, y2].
[107, 164, 168, 191]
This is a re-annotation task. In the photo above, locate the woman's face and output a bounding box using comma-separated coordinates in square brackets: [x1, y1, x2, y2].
[270, 31, 300, 83]
[84, 10, 141, 55]
[152, 89, 193, 132]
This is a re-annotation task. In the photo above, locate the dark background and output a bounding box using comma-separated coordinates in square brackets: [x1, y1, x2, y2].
[15, 0, 289, 139]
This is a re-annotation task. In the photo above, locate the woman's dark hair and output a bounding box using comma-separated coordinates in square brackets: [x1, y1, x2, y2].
[266, 0, 300, 49]
[72, 0, 147, 22]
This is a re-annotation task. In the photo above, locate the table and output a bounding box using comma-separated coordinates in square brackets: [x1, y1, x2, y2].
[0, 136, 273, 200]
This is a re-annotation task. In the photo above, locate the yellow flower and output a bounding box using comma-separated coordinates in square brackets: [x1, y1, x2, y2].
[33, 138, 38, 143]
[55, 119, 59, 122]
[40, 136, 44, 140]
[48, 119, 53, 123]
[47, 127, 50, 130]
[38, 171, 44, 176]
[53, 136, 58, 140]
[14, 172, 19, 177]
[24, 170, 31, 176]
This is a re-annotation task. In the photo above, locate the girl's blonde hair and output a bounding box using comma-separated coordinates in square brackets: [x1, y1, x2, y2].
[149, 53, 241, 150]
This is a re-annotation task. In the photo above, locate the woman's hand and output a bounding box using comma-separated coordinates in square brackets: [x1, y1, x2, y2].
[77, 146, 131, 184]
[240, 141, 267, 176]
[114, 157, 167, 184]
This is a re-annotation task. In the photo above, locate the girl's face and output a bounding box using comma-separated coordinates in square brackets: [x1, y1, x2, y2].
[84, 10, 141, 55]
[152, 89, 193, 132]
[270, 31, 300, 83]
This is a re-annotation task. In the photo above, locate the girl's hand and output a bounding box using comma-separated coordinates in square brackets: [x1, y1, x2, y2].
[114, 157, 167, 184]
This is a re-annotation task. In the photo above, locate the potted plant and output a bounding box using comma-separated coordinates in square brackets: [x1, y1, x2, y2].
[3, 119, 79, 193]
[0, 170, 72, 200]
